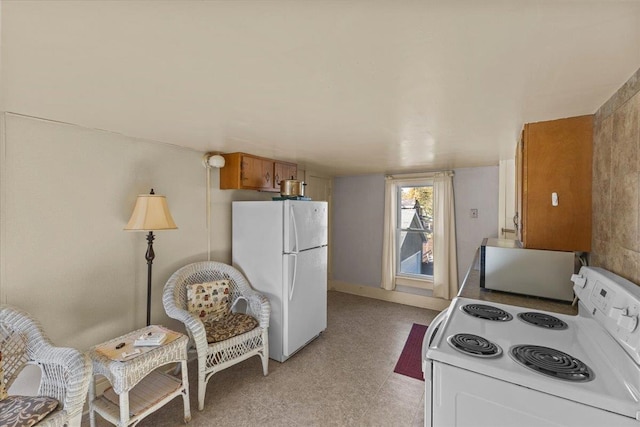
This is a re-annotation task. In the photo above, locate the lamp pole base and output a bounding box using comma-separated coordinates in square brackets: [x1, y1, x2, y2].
[145, 231, 155, 326]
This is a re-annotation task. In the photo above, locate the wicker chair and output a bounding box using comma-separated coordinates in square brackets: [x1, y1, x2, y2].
[163, 261, 270, 410]
[0, 304, 92, 427]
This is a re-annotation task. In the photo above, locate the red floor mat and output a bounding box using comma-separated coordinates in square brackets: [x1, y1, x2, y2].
[393, 323, 429, 381]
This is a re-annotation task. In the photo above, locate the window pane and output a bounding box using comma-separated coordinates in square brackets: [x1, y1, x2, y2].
[398, 230, 433, 276]
[397, 184, 433, 279]
[399, 186, 433, 230]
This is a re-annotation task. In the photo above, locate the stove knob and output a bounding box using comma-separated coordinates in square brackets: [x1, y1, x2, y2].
[611, 306, 628, 318]
[571, 274, 587, 288]
[618, 314, 638, 332]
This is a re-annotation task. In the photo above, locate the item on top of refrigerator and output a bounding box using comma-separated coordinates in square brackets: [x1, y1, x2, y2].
[279, 179, 306, 197]
[272, 196, 311, 201]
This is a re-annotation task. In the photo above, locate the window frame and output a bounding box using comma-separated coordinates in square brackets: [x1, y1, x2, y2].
[394, 179, 434, 289]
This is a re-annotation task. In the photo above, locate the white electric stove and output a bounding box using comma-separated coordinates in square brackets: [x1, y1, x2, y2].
[422, 266, 640, 427]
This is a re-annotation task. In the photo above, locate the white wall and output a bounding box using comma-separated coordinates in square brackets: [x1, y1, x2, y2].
[331, 167, 499, 289]
[331, 174, 385, 287]
[454, 166, 500, 283]
[0, 113, 271, 350]
[498, 159, 517, 239]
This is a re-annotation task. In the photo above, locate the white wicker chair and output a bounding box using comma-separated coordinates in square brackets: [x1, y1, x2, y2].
[163, 261, 270, 410]
[0, 304, 92, 427]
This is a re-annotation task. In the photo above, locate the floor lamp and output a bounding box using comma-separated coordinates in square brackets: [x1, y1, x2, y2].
[125, 189, 178, 326]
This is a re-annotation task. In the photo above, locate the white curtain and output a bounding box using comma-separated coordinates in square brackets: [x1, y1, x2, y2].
[433, 171, 458, 299]
[381, 177, 397, 290]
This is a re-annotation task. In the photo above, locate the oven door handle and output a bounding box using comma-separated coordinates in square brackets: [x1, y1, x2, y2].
[422, 308, 449, 379]
[425, 309, 449, 348]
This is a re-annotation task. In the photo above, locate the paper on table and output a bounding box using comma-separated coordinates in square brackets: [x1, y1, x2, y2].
[95, 325, 181, 362]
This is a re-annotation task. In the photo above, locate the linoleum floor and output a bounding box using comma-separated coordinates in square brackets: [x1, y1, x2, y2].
[85, 290, 440, 426]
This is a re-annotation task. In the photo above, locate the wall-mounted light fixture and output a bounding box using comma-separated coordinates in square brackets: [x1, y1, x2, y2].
[203, 153, 225, 169]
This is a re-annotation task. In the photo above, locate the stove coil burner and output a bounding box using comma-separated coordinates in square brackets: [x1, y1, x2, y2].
[510, 345, 593, 382]
[461, 304, 513, 321]
[517, 312, 568, 330]
[447, 333, 503, 358]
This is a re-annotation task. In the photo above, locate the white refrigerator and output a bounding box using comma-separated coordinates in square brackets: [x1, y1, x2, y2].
[232, 200, 328, 362]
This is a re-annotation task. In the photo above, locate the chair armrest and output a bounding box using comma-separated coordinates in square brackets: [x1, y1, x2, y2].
[33, 345, 91, 420]
[240, 290, 270, 329]
[163, 303, 209, 356]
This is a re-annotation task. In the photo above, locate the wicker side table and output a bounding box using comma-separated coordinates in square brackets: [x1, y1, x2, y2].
[87, 326, 191, 427]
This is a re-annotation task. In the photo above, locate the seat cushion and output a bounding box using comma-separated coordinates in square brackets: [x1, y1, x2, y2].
[203, 313, 259, 344]
[186, 280, 231, 321]
[0, 395, 59, 427]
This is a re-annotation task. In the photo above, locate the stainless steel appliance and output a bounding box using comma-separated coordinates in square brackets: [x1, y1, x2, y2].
[279, 179, 306, 197]
[480, 237, 575, 301]
[422, 266, 640, 427]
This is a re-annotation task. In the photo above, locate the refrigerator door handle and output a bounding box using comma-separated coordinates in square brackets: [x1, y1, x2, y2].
[289, 253, 298, 301]
[290, 204, 299, 253]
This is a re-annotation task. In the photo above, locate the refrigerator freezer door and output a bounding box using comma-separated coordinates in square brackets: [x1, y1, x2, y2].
[283, 246, 327, 358]
[284, 201, 328, 253]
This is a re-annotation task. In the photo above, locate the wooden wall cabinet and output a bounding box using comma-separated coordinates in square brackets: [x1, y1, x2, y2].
[516, 115, 593, 252]
[274, 161, 298, 187]
[220, 152, 297, 192]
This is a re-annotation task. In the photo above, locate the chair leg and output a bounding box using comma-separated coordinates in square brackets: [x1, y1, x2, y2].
[175, 362, 188, 423]
[68, 412, 83, 427]
[198, 371, 207, 411]
[261, 332, 269, 376]
[88, 374, 97, 427]
[260, 351, 269, 376]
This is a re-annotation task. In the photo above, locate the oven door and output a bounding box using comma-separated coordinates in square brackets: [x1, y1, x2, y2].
[422, 308, 449, 427]
[432, 362, 639, 427]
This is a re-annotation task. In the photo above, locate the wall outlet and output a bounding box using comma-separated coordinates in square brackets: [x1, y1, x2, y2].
[470, 208, 478, 219]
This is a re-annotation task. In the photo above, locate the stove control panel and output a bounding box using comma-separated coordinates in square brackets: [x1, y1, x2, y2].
[575, 267, 640, 364]
[589, 280, 614, 313]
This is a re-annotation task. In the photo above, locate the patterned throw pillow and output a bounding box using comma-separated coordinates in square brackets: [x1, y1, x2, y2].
[0, 351, 7, 400]
[0, 395, 59, 427]
[186, 280, 231, 321]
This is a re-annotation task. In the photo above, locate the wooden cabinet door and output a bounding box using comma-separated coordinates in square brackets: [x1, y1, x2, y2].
[241, 155, 274, 190]
[521, 115, 592, 252]
[274, 162, 298, 189]
[515, 137, 524, 242]
[220, 152, 295, 192]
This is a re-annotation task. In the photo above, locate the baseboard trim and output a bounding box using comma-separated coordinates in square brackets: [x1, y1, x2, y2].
[329, 280, 451, 311]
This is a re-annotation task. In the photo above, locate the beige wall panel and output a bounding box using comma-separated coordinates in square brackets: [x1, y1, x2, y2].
[0, 113, 271, 350]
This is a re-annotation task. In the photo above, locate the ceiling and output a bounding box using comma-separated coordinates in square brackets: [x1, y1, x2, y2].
[2, 1, 640, 176]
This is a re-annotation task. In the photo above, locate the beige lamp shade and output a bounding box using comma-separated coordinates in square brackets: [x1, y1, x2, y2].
[124, 194, 178, 231]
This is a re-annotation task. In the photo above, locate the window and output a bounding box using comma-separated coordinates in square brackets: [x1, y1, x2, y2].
[397, 183, 434, 280]
[382, 171, 457, 298]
